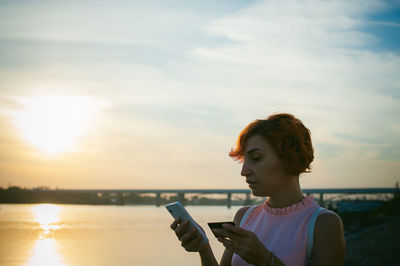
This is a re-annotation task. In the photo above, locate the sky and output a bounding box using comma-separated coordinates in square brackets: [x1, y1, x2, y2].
[0, 0, 399, 189]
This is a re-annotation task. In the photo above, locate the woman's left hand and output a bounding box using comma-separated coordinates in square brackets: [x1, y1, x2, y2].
[214, 224, 272, 266]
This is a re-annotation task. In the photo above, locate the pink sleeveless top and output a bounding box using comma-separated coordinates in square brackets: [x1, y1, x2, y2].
[232, 195, 331, 266]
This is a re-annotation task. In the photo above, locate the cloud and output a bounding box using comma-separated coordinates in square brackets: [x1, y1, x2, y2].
[185, 0, 400, 161]
[0, 0, 399, 188]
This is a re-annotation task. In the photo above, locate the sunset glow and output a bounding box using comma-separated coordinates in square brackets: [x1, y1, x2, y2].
[12, 96, 97, 154]
[0, 0, 399, 189]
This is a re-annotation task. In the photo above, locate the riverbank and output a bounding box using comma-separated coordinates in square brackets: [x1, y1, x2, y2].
[344, 216, 400, 265]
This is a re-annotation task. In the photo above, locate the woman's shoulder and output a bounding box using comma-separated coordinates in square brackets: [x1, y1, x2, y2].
[233, 204, 261, 226]
[314, 208, 344, 235]
[312, 210, 346, 264]
[316, 209, 343, 227]
[233, 206, 251, 226]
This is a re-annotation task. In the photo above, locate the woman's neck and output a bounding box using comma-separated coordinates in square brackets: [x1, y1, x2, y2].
[267, 177, 304, 208]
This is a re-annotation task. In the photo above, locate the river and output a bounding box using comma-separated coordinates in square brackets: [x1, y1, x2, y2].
[0, 204, 241, 266]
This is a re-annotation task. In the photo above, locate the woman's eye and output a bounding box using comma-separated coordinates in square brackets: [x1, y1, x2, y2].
[244, 153, 262, 162]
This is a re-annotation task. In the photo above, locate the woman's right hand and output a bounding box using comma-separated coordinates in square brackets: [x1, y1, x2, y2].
[170, 217, 209, 252]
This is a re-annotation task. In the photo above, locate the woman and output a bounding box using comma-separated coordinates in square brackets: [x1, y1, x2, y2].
[170, 113, 345, 266]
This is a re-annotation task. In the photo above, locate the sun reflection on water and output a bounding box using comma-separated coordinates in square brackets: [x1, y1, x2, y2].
[31, 204, 61, 236]
[26, 238, 65, 266]
[27, 204, 64, 266]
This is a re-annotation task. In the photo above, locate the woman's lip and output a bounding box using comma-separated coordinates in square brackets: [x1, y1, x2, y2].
[248, 183, 257, 189]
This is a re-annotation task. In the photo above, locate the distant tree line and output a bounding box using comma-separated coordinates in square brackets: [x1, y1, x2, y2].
[0, 186, 111, 205]
[0, 186, 249, 206]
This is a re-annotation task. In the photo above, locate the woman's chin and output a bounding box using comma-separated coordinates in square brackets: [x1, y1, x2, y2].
[251, 188, 267, 197]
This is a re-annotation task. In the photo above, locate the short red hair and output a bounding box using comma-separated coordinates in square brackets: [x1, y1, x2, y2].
[229, 113, 314, 176]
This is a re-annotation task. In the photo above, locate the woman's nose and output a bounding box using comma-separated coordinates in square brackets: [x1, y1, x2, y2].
[241, 160, 252, 176]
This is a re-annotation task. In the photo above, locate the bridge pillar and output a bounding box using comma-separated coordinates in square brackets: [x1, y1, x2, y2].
[156, 193, 161, 207]
[319, 193, 324, 206]
[244, 193, 252, 205]
[227, 193, 232, 209]
[177, 193, 186, 205]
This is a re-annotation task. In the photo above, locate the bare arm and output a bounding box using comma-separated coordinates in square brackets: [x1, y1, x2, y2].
[199, 244, 219, 266]
[199, 206, 253, 266]
[219, 206, 249, 266]
[170, 217, 218, 266]
[311, 212, 346, 266]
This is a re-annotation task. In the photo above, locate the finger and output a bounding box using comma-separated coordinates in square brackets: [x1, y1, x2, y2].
[219, 236, 244, 251]
[181, 228, 198, 245]
[175, 220, 190, 239]
[175, 220, 189, 235]
[185, 233, 203, 251]
[220, 238, 237, 254]
[215, 229, 243, 242]
[222, 224, 251, 237]
[212, 229, 223, 237]
[170, 217, 181, 230]
[225, 242, 244, 256]
[220, 239, 232, 250]
[221, 238, 241, 249]
[218, 236, 233, 247]
[170, 217, 182, 229]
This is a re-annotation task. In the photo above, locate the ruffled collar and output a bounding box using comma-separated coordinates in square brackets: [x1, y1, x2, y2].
[262, 195, 315, 216]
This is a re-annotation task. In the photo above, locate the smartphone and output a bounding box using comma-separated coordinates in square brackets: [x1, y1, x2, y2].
[165, 201, 208, 243]
[208, 221, 236, 237]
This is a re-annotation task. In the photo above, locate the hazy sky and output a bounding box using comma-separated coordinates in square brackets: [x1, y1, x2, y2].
[0, 0, 399, 189]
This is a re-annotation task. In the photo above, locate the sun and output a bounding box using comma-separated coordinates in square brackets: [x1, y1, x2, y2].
[13, 95, 98, 154]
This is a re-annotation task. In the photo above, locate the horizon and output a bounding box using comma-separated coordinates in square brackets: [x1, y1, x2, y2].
[2, 184, 398, 190]
[1, 0, 399, 189]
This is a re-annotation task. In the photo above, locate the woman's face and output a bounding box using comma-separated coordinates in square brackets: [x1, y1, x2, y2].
[241, 135, 288, 197]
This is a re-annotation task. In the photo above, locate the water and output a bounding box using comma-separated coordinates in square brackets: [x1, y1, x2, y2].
[0, 204, 240, 266]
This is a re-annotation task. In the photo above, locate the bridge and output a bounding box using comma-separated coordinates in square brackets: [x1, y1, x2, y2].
[49, 188, 399, 208]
